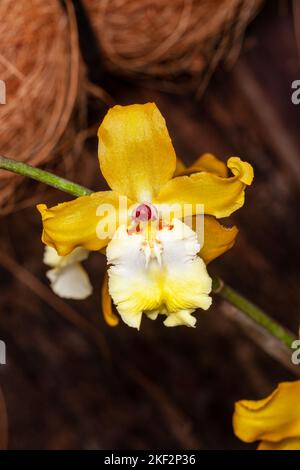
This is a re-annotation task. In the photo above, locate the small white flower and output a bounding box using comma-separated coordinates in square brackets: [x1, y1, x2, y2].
[44, 246, 92, 299]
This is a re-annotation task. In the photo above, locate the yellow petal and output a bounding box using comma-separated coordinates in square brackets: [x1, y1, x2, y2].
[98, 103, 176, 202]
[101, 272, 119, 327]
[178, 153, 228, 177]
[200, 216, 238, 264]
[174, 157, 186, 176]
[258, 437, 300, 450]
[233, 381, 300, 444]
[155, 157, 253, 218]
[37, 191, 130, 256]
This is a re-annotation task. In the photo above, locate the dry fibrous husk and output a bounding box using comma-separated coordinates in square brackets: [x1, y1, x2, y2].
[0, 0, 81, 212]
[83, 0, 263, 91]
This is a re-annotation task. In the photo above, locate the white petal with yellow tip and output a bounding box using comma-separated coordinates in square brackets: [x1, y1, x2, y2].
[106, 219, 212, 329]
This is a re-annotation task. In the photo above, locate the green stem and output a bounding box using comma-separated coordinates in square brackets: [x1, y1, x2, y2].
[0, 155, 92, 197]
[212, 277, 296, 347]
[0, 155, 297, 351]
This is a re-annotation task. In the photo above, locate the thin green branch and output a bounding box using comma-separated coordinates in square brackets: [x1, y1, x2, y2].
[0, 155, 92, 198]
[0, 155, 297, 355]
[212, 277, 296, 347]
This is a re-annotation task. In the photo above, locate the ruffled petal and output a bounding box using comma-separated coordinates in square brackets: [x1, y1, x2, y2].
[155, 157, 254, 218]
[98, 103, 176, 202]
[233, 381, 300, 444]
[106, 219, 212, 329]
[37, 191, 130, 256]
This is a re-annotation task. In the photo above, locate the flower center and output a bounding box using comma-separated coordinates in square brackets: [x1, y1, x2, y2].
[133, 203, 157, 222]
[141, 238, 163, 268]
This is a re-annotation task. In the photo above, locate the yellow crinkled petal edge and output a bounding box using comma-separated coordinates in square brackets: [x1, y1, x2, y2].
[155, 157, 254, 218]
[233, 380, 300, 445]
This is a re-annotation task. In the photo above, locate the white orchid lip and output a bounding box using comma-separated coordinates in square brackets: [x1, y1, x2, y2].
[106, 218, 212, 329]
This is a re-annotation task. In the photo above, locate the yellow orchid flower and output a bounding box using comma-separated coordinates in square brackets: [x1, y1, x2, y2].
[233, 380, 300, 450]
[37, 103, 253, 329]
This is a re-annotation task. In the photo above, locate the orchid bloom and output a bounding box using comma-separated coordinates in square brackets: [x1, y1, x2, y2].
[37, 103, 253, 329]
[233, 380, 300, 450]
[43, 246, 92, 300]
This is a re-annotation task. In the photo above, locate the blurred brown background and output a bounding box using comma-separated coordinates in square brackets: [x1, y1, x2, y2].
[0, 0, 300, 449]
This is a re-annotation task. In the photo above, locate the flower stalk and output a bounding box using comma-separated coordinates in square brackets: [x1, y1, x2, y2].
[212, 277, 296, 347]
[0, 155, 92, 197]
[0, 155, 296, 348]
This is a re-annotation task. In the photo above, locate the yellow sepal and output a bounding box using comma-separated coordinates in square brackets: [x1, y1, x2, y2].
[233, 381, 300, 447]
[98, 103, 176, 202]
[37, 191, 130, 256]
[155, 157, 254, 218]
